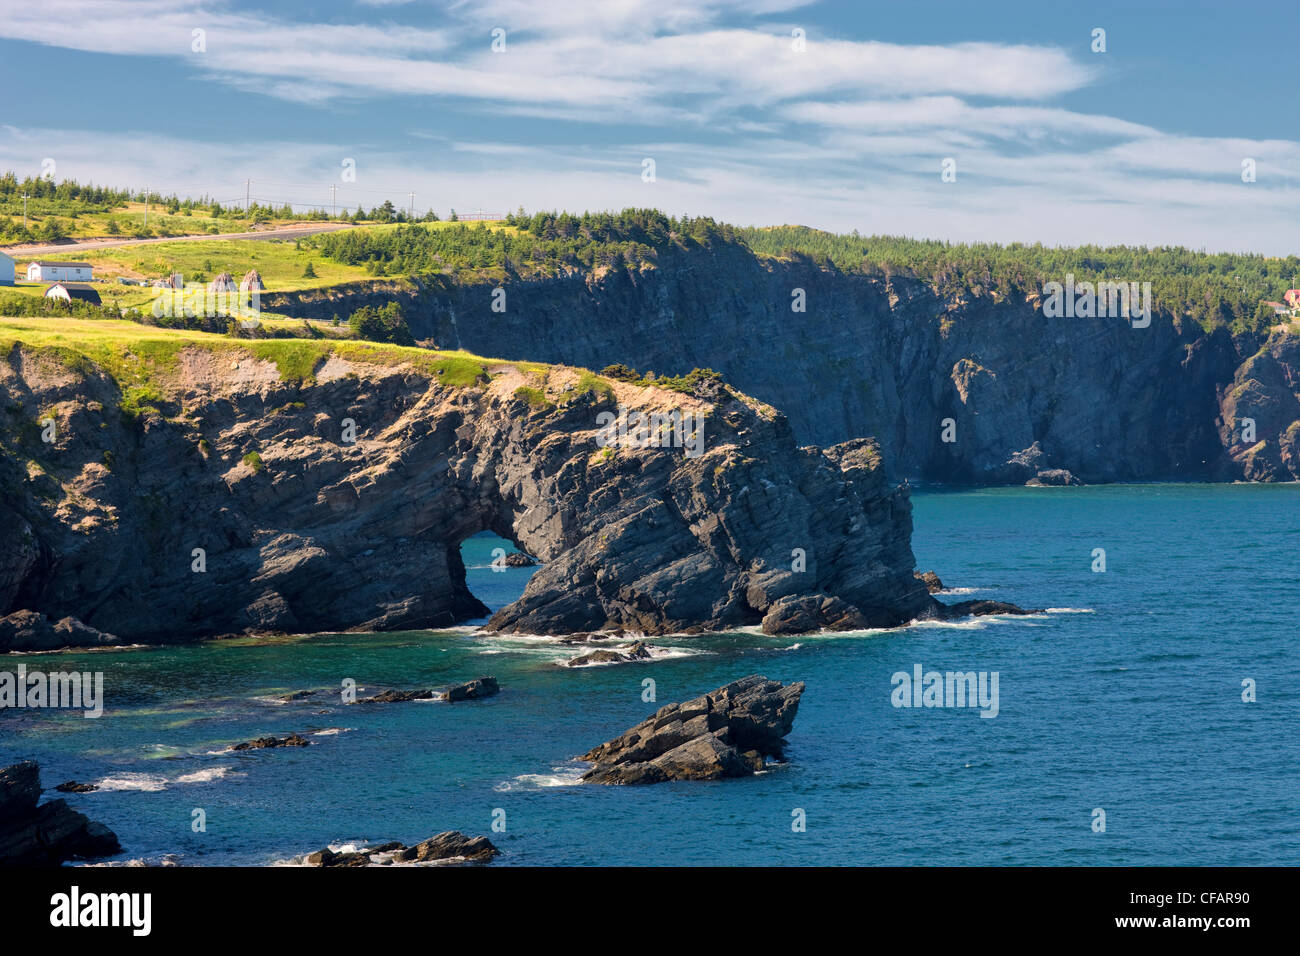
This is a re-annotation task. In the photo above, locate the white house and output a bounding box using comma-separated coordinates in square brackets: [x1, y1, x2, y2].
[27, 260, 93, 282]
[44, 282, 102, 305]
[0, 251, 14, 286]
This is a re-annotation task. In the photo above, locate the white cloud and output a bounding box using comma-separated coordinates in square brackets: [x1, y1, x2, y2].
[0, 0, 1295, 252]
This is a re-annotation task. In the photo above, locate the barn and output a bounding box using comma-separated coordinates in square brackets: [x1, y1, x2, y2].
[0, 251, 14, 286]
[45, 282, 102, 305]
[28, 261, 94, 282]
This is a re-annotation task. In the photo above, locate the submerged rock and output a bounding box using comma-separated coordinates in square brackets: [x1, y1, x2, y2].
[231, 733, 312, 750]
[0, 761, 121, 865]
[1026, 469, 1082, 486]
[276, 689, 321, 702]
[362, 689, 436, 704]
[53, 781, 99, 794]
[933, 600, 1042, 619]
[581, 675, 804, 785]
[563, 641, 654, 667]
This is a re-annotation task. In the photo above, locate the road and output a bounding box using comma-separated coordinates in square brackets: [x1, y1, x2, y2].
[1, 222, 360, 258]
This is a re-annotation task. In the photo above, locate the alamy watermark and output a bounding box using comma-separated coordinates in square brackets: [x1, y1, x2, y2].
[1, 664, 103, 718]
[891, 663, 999, 718]
[1042, 274, 1151, 328]
[596, 406, 705, 458]
[152, 283, 260, 321]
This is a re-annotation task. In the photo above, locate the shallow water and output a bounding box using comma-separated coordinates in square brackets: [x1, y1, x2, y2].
[3, 487, 1297, 865]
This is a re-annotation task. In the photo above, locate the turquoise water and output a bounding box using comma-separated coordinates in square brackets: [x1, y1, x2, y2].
[2, 486, 1297, 865]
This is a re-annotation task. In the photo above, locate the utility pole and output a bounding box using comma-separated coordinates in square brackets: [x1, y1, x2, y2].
[330, 184, 338, 218]
[245, 179, 251, 215]
[144, 186, 149, 228]
[21, 193, 28, 229]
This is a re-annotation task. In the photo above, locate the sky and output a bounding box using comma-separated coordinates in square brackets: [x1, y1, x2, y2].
[0, 0, 1296, 253]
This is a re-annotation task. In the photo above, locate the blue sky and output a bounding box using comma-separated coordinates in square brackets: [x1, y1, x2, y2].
[0, 0, 1296, 252]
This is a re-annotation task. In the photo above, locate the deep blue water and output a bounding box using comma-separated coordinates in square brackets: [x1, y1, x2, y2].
[2, 486, 1297, 865]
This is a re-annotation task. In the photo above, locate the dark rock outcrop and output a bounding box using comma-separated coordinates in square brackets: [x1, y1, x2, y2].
[0, 761, 121, 866]
[267, 248, 1299, 484]
[915, 570, 944, 593]
[0, 610, 120, 653]
[53, 781, 98, 793]
[304, 831, 498, 866]
[0, 347, 938, 644]
[231, 733, 312, 750]
[581, 675, 803, 784]
[444, 676, 499, 701]
[503, 552, 536, 567]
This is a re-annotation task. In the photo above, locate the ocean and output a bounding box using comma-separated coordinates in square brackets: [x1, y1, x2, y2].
[3, 484, 1297, 865]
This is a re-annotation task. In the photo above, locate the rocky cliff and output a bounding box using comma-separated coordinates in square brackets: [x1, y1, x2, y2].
[267, 247, 1300, 483]
[1, 335, 945, 645]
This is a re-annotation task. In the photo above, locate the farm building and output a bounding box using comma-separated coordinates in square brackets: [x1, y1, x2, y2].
[240, 269, 263, 293]
[209, 272, 237, 292]
[27, 260, 93, 282]
[45, 282, 102, 305]
[152, 273, 183, 289]
[0, 251, 14, 285]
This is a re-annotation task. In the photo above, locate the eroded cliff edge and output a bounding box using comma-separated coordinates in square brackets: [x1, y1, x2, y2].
[0, 337, 941, 645]
[267, 249, 1300, 483]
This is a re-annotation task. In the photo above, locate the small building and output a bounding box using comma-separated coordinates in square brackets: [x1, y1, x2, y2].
[45, 282, 102, 305]
[0, 251, 14, 286]
[240, 269, 264, 293]
[27, 260, 93, 283]
[1264, 301, 1290, 317]
[152, 272, 183, 290]
[209, 272, 237, 292]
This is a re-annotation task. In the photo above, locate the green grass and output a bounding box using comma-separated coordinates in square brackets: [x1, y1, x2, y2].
[0, 317, 516, 396]
[513, 385, 552, 408]
[241, 451, 265, 472]
[31, 236, 377, 295]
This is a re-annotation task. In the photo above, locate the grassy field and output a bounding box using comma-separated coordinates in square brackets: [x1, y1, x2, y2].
[5, 202, 333, 241]
[0, 317, 545, 395]
[28, 236, 380, 293]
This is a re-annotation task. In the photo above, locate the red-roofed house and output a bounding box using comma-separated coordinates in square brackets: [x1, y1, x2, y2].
[1284, 289, 1300, 310]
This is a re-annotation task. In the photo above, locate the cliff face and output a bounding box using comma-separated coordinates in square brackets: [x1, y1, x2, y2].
[268, 246, 1300, 483]
[0, 341, 933, 644]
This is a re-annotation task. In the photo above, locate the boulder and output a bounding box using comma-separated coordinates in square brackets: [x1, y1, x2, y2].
[503, 552, 536, 567]
[581, 675, 804, 785]
[0, 761, 121, 865]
